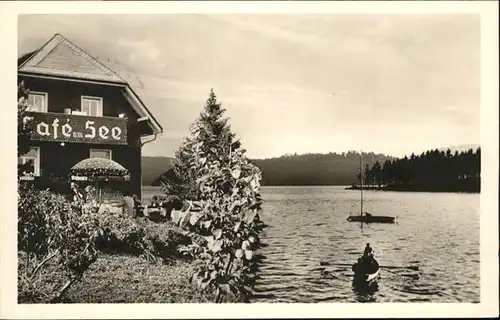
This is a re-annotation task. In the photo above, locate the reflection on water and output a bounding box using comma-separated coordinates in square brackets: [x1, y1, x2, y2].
[253, 186, 480, 303]
[352, 280, 379, 303]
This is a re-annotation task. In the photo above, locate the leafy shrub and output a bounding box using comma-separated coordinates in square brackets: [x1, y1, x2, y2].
[17, 183, 100, 303]
[180, 145, 266, 302]
[95, 211, 194, 263]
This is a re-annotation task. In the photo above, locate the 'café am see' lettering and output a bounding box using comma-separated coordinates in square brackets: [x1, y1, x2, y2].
[36, 118, 122, 141]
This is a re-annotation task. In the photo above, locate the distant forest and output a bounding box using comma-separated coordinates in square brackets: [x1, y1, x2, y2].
[143, 146, 481, 193]
[145, 151, 393, 186]
[356, 148, 481, 193]
[251, 151, 393, 186]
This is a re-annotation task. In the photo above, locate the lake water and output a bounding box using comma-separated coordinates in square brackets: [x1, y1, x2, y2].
[252, 186, 480, 303]
[142, 185, 480, 303]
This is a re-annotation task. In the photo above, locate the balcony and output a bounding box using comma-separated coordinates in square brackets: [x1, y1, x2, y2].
[27, 112, 128, 145]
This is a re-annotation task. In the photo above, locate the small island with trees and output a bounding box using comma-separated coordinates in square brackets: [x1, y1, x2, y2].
[347, 148, 480, 193]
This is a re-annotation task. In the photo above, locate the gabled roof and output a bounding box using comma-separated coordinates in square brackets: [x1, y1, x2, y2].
[18, 34, 126, 83]
[18, 33, 163, 136]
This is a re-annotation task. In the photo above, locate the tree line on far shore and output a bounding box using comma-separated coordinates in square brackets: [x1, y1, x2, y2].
[148, 147, 481, 192]
[357, 148, 481, 193]
[250, 151, 393, 186]
[149, 151, 394, 187]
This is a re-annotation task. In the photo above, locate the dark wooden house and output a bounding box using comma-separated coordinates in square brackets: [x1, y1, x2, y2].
[18, 33, 163, 198]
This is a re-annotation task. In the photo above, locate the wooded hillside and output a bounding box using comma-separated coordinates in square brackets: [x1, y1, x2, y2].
[142, 145, 480, 188]
[143, 151, 393, 186]
[141, 156, 174, 186]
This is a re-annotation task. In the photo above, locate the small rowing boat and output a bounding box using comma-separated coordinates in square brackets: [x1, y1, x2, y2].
[352, 255, 380, 287]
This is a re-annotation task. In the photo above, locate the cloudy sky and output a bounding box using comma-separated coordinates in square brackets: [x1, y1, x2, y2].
[18, 14, 480, 159]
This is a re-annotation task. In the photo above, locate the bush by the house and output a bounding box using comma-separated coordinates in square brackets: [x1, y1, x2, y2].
[17, 183, 100, 303]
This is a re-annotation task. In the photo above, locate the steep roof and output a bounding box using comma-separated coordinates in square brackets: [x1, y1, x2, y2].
[18, 34, 126, 83]
[18, 33, 163, 135]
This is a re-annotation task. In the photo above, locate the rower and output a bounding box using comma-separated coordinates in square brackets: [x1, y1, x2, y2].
[363, 243, 373, 259]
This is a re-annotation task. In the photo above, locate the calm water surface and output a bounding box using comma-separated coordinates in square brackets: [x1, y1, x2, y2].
[252, 186, 480, 303]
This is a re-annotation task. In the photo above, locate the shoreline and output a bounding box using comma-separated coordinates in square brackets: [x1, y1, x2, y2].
[144, 185, 480, 194]
[344, 186, 480, 194]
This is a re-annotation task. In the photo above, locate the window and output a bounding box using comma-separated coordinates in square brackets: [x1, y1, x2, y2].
[90, 149, 112, 160]
[27, 92, 48, 112]
[19, 147, 40, 177]
[81, 96, 103, 117]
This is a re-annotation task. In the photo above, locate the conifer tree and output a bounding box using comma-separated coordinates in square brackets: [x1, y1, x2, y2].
[162, 89, 265, 302]
[161, 89, 242, 200]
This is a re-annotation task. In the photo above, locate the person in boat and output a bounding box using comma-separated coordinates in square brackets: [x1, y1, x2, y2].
[356, 243, 378, 274]
[364, 212, 372, 217]
[363, 243, 373, 259]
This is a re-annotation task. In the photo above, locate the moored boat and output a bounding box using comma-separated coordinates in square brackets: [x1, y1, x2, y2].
[347, 151, 396, 224]
[347, 214, 395, 224]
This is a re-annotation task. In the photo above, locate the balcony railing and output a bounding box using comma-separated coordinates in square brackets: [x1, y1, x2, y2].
[27, 112, 128, 145]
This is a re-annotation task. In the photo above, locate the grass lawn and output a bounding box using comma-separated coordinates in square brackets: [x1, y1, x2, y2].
[18, 215, 214, 303]
[64, 254, 216, 303]
[19, 217, 242, 303]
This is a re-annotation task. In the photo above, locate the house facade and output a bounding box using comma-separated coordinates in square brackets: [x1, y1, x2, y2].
[18, 33, 162, 198]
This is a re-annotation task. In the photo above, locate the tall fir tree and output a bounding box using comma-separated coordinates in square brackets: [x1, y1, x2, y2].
[161, 89, 265, 302]
[161, 89, 242, 200]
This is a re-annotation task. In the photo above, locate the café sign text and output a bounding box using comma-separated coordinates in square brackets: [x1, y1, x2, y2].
[29, 112, 128, 145]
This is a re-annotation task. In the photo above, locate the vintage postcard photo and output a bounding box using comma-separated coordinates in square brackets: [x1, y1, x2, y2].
[1, 1, 498, 319]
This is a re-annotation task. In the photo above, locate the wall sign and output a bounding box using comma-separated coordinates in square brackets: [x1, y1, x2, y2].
[29, 112, 128, 145]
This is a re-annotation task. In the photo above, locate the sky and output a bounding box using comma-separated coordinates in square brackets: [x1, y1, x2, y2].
[18, 14, 481, 159]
